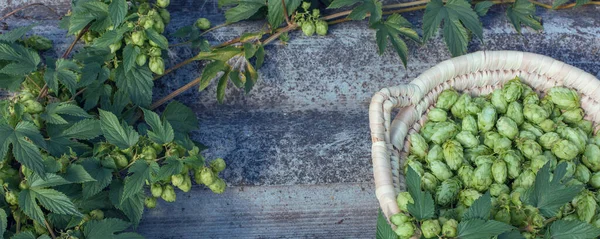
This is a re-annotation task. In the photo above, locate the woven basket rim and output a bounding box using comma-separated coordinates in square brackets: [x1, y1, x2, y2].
[369, 50, 600, 222]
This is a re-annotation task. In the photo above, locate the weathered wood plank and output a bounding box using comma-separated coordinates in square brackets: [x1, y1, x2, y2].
[138, 183, 378, 239]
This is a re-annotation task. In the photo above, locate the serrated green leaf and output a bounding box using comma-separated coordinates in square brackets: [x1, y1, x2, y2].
[109, 0, 127, 27]
[243, 42, 257, 59]
[217, 68, 230, 104]
[255, 45, 265, 68]
[123, 45, 140, 73]
[199, 60, 227, 91]
[60, 119, 102, 139]
[522, 162, 583, 218]
[405, 166, 435, 220]
[575, 0, 591, 7]
[463, 191, 491, 220]
[552, 0, 570, 8]
[0, 73, 24, 91]
[224, 0, 266, 23]
[375, 209, 396, 239]
[162, 101, 199, 133]
[41, 102, 91, 125]
[0, 43, 40, 76]
[45, 136, 91, 157]
[93, 25, 128, 48]
[156, 158, 184, 181]
[64, 164, 96, 183]
[109, 180, 145, 225]
[506, 0, 543, 34]
[498, 230, 525, 239]
[457, 219, 514, 239]
[329, 0, 382, 24]
[81, 158, 113, 198]
[32, 188, 82, 216]
[0, 208, 6, 238]
[0, 122, 46, 177]
[0, 25, 35, 42]
[115, 64, 153, 107]
[372, 14, 420, 67]
[549, 220, 600, 239]
[422, 0, 483, 56]
[141, 108, 174, 144]
[267, 0, 301, 27]
[83, 218, 132, 239]
[99, 109, 140, 149]
[114, 232, 145, 239]
[182, 154, 205, 167]
[145, 29, 168, 49]
[28, 173, 71, 188]
[18, 189, 45, 225]
[475, 1, 494, 16]
[122, 161, 158, 201]
[44, 58, 80, 94]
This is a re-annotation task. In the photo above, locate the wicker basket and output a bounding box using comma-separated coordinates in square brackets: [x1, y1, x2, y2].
[369, 50, 600, 221]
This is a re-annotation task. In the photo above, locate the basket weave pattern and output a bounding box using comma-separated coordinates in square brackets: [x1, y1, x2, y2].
[369, 51, 600, 220]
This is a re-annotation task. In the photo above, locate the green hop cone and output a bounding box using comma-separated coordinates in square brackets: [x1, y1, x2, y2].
[458, 165, 474, 188]
[153, 19, 165, 33]
[315, 20, 328, 36]
[545, 150, 558, 170]
[539, 132, 561, 150]
[506, 101, 524, 125]
[420, 122, 438, 141]
[548, 87, 580, 110]
[538, 119, 557, 133]
[301, 1, 311, 10]
[484, 132, 502, 149]
[474, 155, 494, 167]
[394, 222, 415, 239]
[430, 122, 460, 145]
[523, 104, 549, 124]
[142, 17, 155, 29]
[426, 145, 443, 164]
[558, 126, 587, 153]
[511, 207, 527, 227]
[490, 183, 510, 197]
[491, 89, 508, 114]
[149, 56, 165, 75]
[131, 31, 146, 46]
[145, 197, 157, 208]
[171, 174, 185, 187]
[516, 138, 542, 160]
[577, 191, 597, 223]
[390, 213, 410, 226]
[583, 144, 600, 172]
[562, 108, 584, 123]
[210, 158, 227, 173]
[442, 140, 463, 170]
[459, 189, 482, 207]
[208, 178, 226, 194]
[195, 18, 211, 30]
[396, 192, 414, 212]
[573, 120, 593, 136]
[178, 174, 192, 192]
[151, 183, 164, 197]
[441, 219, 458, 237]
[494, 207, 511, 224]
[157, 0, 170, 8]
[472, 162, 493, 192]
[427, 108, 447, 122]
[591, 172, 600, 189]
[421, 172, 439, 193]
[5, 191, 18, 205]
[466, 102, 481, 115]
[522, 92, 540, 105]
[159, 9, 171, 24]
[491, 159, 507, 184]
[575, 164, 591, 183]
[552, 139, 579, 160]
[477, 104, 497, 132]
[148, 46, 162, 57]
[522, 122, 544, 137]
[464, 145, 492, 163]
[502, 78, 523, 102]
[520, 130, 537, 140]
[312, 8, 320, 18]
[404, 157, 424, 177]
[198, 167, 216, 185]
[496, 116, 519, 139]
[455, 131, 478, 149]
[435, 178, 461, 206]
[530, 155, 549, 173]
[161, 185, 176, 202]
[513, 169, 535, 189]
[136, 54, 147, 66]
[142, 146, 157, 161]
[138, 2, 150, 14]
[493, 136, 512, 154]
[462, 115, 478, 135]
[89, 209, 104, 220]
[451, 94, 471, 119]
[421, 220, 441, 239]
[436, 89, 459, 110]
[24, 35, 53, 51]
[113, 154, 129, 169]
[409, 133, 429, 159]
[301, 22, 315, 36]
[562, 160, 577, 179]
[429, 160, 453, 181]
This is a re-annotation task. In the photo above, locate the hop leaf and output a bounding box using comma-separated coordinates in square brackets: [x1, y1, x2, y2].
[405, 166, 435, 220]
[0, 122, 47, 177]
[506, 0, 543, 34]
[99, 109, 140, 149]
[371, 14, 420, 67]
[328, 0, 383, 25]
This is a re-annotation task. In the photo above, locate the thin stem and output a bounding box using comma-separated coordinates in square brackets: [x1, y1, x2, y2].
[169, 23, 231, 48]
[153, 56, 197, 80]
[381, 0, 430, 9]
[151, 77, 201, 110]
[0, 3, 60, 21]
[282, 0, 292, 26]
[70, 87, 87, 100]
[264, 24, 297, 45]
[26, 76, 42, 90]
[44, 220, 57, 239]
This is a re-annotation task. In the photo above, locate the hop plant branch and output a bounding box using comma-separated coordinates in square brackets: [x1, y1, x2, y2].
[0, 3, 61, 21]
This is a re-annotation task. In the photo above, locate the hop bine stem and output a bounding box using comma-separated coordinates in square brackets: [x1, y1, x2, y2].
[0, 3, 60, 21]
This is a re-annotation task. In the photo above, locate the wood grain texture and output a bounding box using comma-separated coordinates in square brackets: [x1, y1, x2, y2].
[138, 183, 378, 239]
